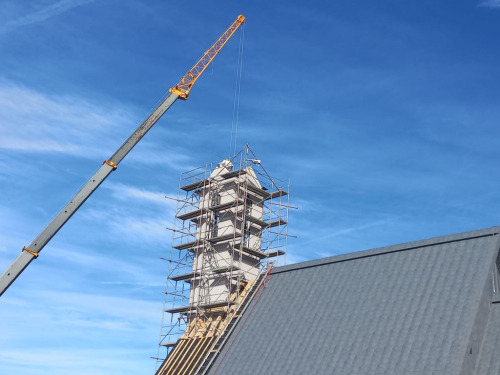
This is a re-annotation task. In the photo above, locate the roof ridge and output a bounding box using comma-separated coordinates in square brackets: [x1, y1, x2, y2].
[274, 226, 500, 275]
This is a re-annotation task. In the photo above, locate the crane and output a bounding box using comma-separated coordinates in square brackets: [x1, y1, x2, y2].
[0, 14, 246, 297]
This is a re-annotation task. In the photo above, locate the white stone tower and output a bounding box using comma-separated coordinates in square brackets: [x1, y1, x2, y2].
[158, 146, 290, 356]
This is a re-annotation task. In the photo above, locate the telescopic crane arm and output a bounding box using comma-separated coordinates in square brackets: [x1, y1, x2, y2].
[0, 14, 246, 297]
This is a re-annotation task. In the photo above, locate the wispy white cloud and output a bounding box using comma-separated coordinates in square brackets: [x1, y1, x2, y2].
[0, 204, 37, 254]
[80, 206, 173, 245]
[0, 291, 160, 375]
[1, 0, 96, 34]
[284, 251, 310, 265]
[78, 182, 176, 243]
[291, 217, 397, 259]
[479, 0, 500, 7]
[0, 80, 133, 155]
[1, 138, 80, 153]
[47, 244, 164, 284]
[112, 216, 172, 241]
[126, 141, 194, 171]
[46, 290, 160, 322]
[0, 348, 149, 375]
[0, 79, 195, 177]
[104, 182, 177, 207]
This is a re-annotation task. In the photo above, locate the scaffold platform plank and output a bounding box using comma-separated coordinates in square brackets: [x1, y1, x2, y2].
[165, 306, 191, 314]
[234, 244, 285, 259]
[160, 342, 177, 347]
[266, 249, 286, 258]
[208, 232, 241, 243]
[180, 179, 210, 192]
[212, 266, 240, 274]
[268, 190, 288, 200]
[245, 183, 270, 199]
[268, 219, 287, 228]
[234, 244, 268, 259]
[173, 240, 199, 250]
[170, 271, 201, 282]
[246, 215, 269, 227]
[210, 199, 244, 212]
[176, 208, 209, 221]
[199, 300, 235, 310]
[219, 169, 246, 180]
[165, 301, 235, 315]
[239, 184, 288, 201]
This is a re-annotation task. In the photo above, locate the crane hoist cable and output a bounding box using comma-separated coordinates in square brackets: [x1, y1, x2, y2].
[0, 14, 246, 297]
[229, 22, 245, 158]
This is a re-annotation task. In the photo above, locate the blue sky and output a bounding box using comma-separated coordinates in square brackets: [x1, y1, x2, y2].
[1, 0, 500, 373]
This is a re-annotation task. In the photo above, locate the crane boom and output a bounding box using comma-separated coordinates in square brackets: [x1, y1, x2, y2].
[0, 14, 246, 297]
[170, 15, 246, 100]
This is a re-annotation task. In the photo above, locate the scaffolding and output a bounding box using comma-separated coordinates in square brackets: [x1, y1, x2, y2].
[154, 145, 290, 374]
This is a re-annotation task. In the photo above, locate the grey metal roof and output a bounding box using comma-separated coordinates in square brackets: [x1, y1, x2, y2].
[476, 298, 500, 375]
[207, 226, 500, 375]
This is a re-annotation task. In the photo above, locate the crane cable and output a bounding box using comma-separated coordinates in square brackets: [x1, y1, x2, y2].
[229, 23, 245, 158]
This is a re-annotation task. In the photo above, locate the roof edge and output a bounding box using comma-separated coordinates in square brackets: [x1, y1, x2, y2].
[274, 226, 500, 275]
